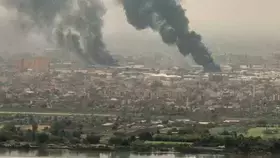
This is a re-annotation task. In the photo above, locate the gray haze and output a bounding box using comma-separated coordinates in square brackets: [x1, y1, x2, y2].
[0, 4, 49, 55]
[0, 0, 280, 63]
[103, 0, 280, 56]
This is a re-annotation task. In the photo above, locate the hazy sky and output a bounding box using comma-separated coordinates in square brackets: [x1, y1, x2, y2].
[0, 0, 280, 57]
[102, 0, 280, 56]
[104, 0, 280, 37]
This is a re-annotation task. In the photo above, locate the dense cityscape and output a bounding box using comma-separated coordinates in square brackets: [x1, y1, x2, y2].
[0, 53, 277, 154]
[1, 0, 280, 157]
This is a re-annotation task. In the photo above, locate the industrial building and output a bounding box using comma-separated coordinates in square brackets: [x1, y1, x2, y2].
[16, 57, 50, 72]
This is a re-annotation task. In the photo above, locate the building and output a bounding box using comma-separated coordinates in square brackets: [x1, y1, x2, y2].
[16, 57, 50, 72]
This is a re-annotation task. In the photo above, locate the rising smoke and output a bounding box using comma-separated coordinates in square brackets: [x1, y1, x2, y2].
[118, 0, 221, 72]
[1, 0, 116, 66]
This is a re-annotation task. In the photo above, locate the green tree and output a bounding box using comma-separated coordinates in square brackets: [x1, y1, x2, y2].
[257, 120, 267, 127]
[178, 128, 194, 135]
[2, 123, 17, 133]
[70, 137, 80, 144]
[72, 130, 82, 138]
[25, 129, 33, 142]
[220, 130, 231, 136]
[48, 135, 64, 143]
[129, 136, 136, 142]
[0, 131, 13, 142]
[109, 136, 124, 145]
[50, 121, 66, 136]
[86, 135, 100, 144]
[151, 80, 163, 90]
[37, 133, 49, 144]
[167, 130, 172, 135]
[138, 132, 153, 141]
[78, 124, 83, 131]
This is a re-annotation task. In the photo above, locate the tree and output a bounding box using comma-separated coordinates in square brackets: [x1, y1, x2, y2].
[2, 123, 17, 133]
[78, 124, 83, 131]
[120, 138, 130, 146]
[129, 136, 136, 142]
[220, 130, 231, 136]
[0, 131, 13, 142]
[37, 133, 49, 144]
[178, 128, 194, 135]
[224, 136, 238, 148]
[238, 142, 250, 153]
[70, 137, 80, 144]
[232, 131, 238, 138]
[151, 80, 163, 90]
[25, 129, 33, 142]
[32, 123, 38, 141]
[48, 135, 64, 143]
[72, 130, 82, 138]
[162, 120, 169, 125]
[109, 136, 124, 145]
[32, 123, 38, 132]
[257, 120, 267, 127]
[138, 132, 153, 141]
[271, 140, 280, 153]
[167, 130, 172, 135]
[86, 135, 100, 144]
[50, 121, 66, 136]
[211, 110, 218, 122]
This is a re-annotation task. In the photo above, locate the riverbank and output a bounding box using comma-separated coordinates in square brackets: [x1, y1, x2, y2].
[0, 114, 280, 155]
[0, 149, 247, 158]
[0, 147, 274, 158]
[0, 141, 231, 154]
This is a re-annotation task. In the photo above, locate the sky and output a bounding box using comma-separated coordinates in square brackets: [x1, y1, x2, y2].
[0, 3, 49, 55]
[0, 0, 280, 57]
[103, 0, 280, 37]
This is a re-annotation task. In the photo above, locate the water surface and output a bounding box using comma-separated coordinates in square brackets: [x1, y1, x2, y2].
[0, 149, 276, 158]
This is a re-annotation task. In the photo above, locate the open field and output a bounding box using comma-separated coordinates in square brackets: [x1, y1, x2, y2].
[210, 126, 280, 139]
[19, 125, 50, 131]
[210, 126, 248, 135]
[247, 127, 280, 139]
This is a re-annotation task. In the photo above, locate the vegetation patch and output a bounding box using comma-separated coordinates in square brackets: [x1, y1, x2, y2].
[144, 141, 192, 145]
[247, 127, 280, 139]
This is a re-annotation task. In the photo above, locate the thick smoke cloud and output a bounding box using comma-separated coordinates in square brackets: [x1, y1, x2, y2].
[1, 0, 116, 66]
[2, 0, 69, 27]
[118, 0, 221, 72]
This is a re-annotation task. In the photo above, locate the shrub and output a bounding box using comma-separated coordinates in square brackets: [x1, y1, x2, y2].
[86, 135, 100, 144]
[69, 138, 80, 144]
[138, 132, 153, 141]
[109, 136, 124, 145]
[36, 133, 49, 144]
[49, 135, 64, 143]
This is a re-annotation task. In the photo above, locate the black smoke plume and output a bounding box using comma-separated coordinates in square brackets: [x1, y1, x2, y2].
[1, 0, 116, 66]
[119, 0, 221, 72]
[56, 27, 92, 65]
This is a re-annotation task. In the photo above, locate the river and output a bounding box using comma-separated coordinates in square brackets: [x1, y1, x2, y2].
[0, 149, 276, 158]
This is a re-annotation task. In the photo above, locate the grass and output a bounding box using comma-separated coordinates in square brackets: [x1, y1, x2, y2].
[210, 126, 248, 135]
[210, 126, 280, 139]
[246, 127, 280, 139]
